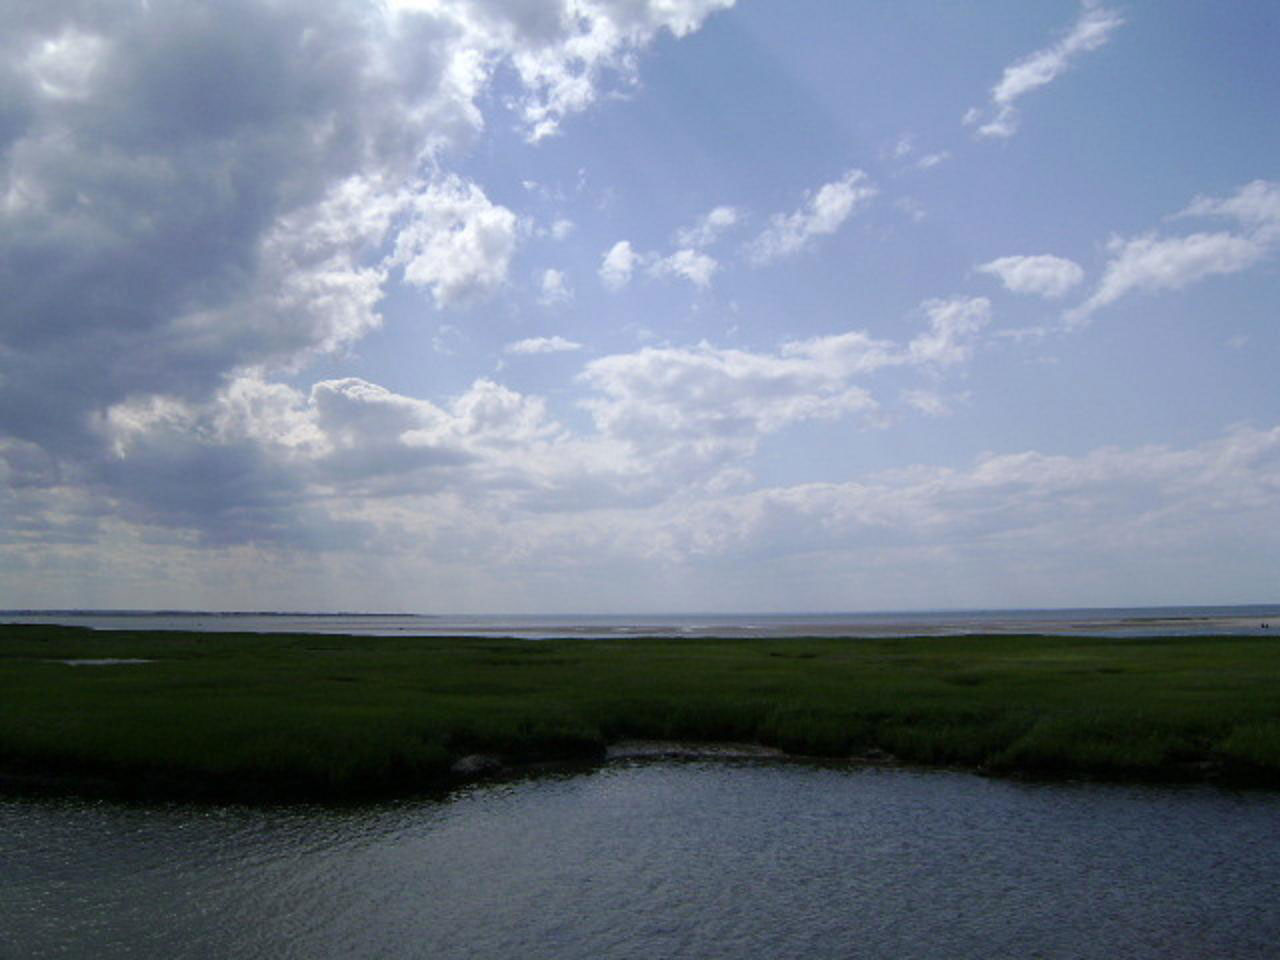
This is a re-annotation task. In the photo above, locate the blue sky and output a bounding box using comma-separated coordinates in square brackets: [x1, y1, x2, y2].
[1, 0, 1278, 612]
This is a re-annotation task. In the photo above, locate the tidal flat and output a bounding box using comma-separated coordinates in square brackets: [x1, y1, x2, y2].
[2, 624, 1278, 801]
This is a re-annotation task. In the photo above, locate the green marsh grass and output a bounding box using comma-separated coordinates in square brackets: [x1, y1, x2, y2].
[2, 625, 1278, 800]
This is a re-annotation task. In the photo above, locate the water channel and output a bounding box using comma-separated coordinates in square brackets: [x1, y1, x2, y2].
[4, 760, 1278, 959]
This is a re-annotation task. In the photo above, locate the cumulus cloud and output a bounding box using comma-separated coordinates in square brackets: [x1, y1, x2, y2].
[597, 204, 743, 296]
[1074, 232, 1263, 321]
[0, 0, 742, 561]
[8, 418, 1279, 610]
[86, 371, 573, 534]
[650, 248, 718, 289]
[574, 304, 977, 478]
[19, 280, 993, 548]
[404, 0, 739, 141]
[72, 414, 1280, 605]
[779, 330, 903, 376]
[978, 254, 1084, 298]
[389, 176, 519, 309]
[907, 297, 992, 367]
[1176, 179, 1280, 242]
[599, 240, 640, 290]
[24, 28, 106, 102]
[506, 335, 583, 355]
[747, 170, 877, 264]
[885, 136, 947, 172]
[902, 389, 956, 417]
[674, 205, 741, 248]
[644, 424, 1280, 587]
[603, 240, 720, 292]
[564, 308, 976, 483]
[578, 340, 880, 475]
[1068, 180, 1280, 323]
[0, 2, 435, 451]
[966, 1, 1124, 139]
[538, 268, 574, 306]
[0, 2, 732, 462]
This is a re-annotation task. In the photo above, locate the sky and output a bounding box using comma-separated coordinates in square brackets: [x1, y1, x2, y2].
[1, 0, 1278, 613]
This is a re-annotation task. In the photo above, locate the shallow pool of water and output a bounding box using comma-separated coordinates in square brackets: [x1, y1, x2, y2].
[4, 762, 1277, 959]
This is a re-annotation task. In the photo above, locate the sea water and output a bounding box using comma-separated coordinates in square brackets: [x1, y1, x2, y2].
[2, 604, 1278, 638]
[4, 761, 1278, 959]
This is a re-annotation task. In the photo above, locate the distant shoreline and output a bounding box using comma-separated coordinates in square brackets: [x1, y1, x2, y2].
[3, 604, 1277, 640]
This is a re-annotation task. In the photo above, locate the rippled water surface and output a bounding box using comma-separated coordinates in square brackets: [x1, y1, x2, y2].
[5, 763, 1279, 959]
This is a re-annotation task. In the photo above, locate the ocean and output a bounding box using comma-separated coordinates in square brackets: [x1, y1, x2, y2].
[1, 605, 1277, 638]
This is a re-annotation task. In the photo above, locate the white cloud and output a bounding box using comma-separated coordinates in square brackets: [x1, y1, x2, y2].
[1081, 232, 1263, 318]
[94, 371, 572, 523]
[895, 197, 927, 223]
[27, 28, 106, 102]
[1176, 179, 1280, 242]
[0, 0, 735, 485]
[9, 420, 1280, 611]
[1, 4, 1276, 613]
[902, 389, 955, 417]
[1068, 181, 1280, 323]
[212, 376, 329, 455]
[675, 205, 741, 248]
[578, 340, 880, 473]
[432, 323, 464, 356]
[978, 254, 1084, 299]
[390, 176, 520, 309]
[886, 136, 948, 172]
[908, 297, 992, 367]
[599, 240, 640, 291]
[407, 0, 739, 140]
[647, 425, 1280, 581]
[967, 1, 1124, 139]
[435, 378, 560, 447]
[28, 271, 1277, 606]
[109, 298, 981, 531]
[603, 230, 723, 293]
[573, 306, 978, 479]
[747, 170, 877, 264]
[650, 248, 718, 289]
[991, 3, 1124, 103]
[779, 330, 901, 376]
[506, 336, 583, 355]
[538, 268, 574, 306]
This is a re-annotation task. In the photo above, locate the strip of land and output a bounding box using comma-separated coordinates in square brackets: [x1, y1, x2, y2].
[2, 625, 1278, 801]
